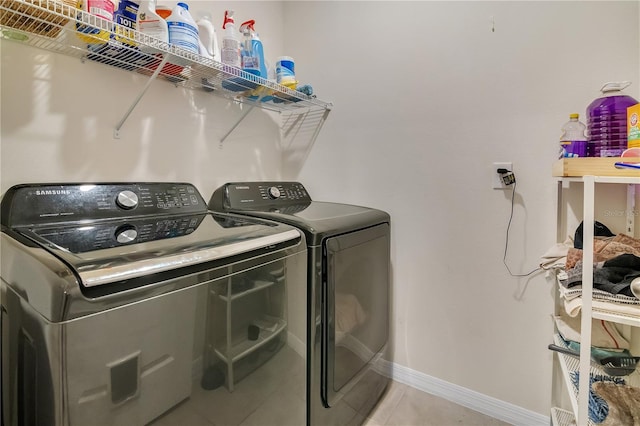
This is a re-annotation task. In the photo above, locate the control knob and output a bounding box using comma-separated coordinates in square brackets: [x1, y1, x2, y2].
[115, 225, 137, 244]
[116, 190, 138, 210]
[267, 186, 281, 199]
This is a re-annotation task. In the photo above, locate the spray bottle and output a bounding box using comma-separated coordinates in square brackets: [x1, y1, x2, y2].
[239, 20, 267, 78]
[136, 0, 169, 53]
[221, 10, 241, 68]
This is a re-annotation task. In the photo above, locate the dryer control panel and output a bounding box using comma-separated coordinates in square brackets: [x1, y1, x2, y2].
[212, 182, 312, 211]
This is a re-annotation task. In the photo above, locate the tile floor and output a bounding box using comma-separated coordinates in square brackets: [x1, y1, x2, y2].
[363, 381, 511, 426]
[151, 343, 510, 426]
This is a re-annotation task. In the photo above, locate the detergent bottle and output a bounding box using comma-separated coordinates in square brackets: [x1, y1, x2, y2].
[221, 10, 241, 68]
[239, 19, 267, 78]
[112, 0, 138, 46]
[166, 2, 199, 54]
[196, 12, 220, 61]
[136, 0, 169, 53]
[586, 81, 638, 157]
[75, 0, 115, 45]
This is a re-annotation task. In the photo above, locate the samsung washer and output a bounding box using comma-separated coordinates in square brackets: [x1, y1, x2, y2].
[210, 181, 391, 426]
[1, 182, 307, 426]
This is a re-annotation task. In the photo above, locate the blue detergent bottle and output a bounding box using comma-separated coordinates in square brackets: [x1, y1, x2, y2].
[239, 20, 267, 78]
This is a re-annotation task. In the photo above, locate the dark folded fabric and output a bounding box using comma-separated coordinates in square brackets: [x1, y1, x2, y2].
[574, 221, 616, 249]
[566, 254, 640, 297]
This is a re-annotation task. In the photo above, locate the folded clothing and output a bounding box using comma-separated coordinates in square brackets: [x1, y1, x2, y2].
[562, 290, 640, 318]
[566, 255, 640, 298]
[566, 233, 640, 270]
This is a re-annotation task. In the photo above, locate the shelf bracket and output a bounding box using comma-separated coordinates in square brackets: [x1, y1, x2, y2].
[113, 53, 170, 139]
[219, 105, 254, 146]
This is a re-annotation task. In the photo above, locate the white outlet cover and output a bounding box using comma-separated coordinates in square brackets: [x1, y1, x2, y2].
[492, 162, 513, 189]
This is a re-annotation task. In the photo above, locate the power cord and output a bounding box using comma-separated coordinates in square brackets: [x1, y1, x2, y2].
[498, 169, 542, 277]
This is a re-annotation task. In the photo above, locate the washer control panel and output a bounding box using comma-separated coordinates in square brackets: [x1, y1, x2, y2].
[33, 214, 205, 253]
[2, 183, 207, 226]
[213, 182, 312, 211]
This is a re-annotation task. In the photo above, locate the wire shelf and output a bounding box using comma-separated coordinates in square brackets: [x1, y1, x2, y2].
[0, 0, 333, 114]
[550, 407, 574, 426]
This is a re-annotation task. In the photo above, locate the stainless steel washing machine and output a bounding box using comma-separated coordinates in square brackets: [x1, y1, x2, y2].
[210, 181, 391, 426]
[0, 182, 307, 426]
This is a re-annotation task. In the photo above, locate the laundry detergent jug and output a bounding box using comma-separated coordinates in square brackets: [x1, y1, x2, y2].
[587, 81, 638, 157]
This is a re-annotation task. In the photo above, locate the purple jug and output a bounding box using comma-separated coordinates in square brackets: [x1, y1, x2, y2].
[587, 81, 638, 157]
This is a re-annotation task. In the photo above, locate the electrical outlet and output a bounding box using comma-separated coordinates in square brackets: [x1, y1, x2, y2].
[492, 162, 513, 189]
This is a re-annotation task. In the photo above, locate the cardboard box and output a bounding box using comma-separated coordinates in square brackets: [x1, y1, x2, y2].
[629, 103, 640, 148]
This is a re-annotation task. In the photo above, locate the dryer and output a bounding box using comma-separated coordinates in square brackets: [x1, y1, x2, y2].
[209, 181, 390, 426]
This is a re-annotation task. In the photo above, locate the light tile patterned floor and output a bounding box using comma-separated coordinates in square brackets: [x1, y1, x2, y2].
[150, 344, 509, 426]
[364, 381, 511, 426]
[153, 378, 510, 426]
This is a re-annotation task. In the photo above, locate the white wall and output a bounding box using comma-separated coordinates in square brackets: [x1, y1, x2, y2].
[1, 0, 639, 420]
[284, 0, 640, 416]
[1, 1, 287, 196]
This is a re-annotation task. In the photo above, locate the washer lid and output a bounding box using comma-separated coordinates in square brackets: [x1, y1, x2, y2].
[16, 213, 300, 288]
[2, 183, 302, 289]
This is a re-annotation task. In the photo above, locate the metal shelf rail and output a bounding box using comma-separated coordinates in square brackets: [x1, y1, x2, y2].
[0, 0, 333, 139]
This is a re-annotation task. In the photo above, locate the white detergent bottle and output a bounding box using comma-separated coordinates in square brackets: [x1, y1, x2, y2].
[136, 0, 169, 53]
[166, 2, 199, 56]
[220, 10, 241, 68]
[196, 12, 219, 61]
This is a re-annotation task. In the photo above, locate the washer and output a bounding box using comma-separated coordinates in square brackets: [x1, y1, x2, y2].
[210, 181, 391, 426]
[1, 182, 307, 426]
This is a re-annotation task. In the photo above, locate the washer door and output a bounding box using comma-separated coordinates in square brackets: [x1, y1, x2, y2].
[321, 223, 389, 407]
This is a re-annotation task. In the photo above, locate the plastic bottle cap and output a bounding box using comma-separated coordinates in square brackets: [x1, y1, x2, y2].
[569, 113, 579, 119]
[177, 2, 188, 10]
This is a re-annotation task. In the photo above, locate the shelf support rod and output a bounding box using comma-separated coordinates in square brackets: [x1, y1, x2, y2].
[114, 53, 170, 139]
[219, 105, 254, 145]
[577, 175, 595, 426]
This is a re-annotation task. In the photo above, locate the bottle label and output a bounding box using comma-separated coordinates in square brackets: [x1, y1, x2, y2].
[242, 56, 260, 70]
[76, 0, 114, 43]
[276, 58, 295, 83]
[113, 0, 138, 45]
[87, 0, 114, 20]
[222, 39, 241, 67]
[168, 21, 199, 54]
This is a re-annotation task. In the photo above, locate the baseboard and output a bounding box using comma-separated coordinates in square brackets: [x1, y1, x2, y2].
[380, 360, 549, 426]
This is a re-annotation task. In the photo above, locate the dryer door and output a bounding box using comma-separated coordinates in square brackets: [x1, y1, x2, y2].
[321, 223, 389, 407]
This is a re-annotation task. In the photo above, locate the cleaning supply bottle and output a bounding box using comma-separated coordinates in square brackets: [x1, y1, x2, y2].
[221, 10, 241, 68]
[559, 113, 588, 158]
[166, 2, 199, 55]
[136, 0, 169, 53]
[75, 0, 115, 45]
[586, 81, 638, 157]
[239, 19, 267, 78]
[196, 12, 220, 61]
[113, 0, 138, 46]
